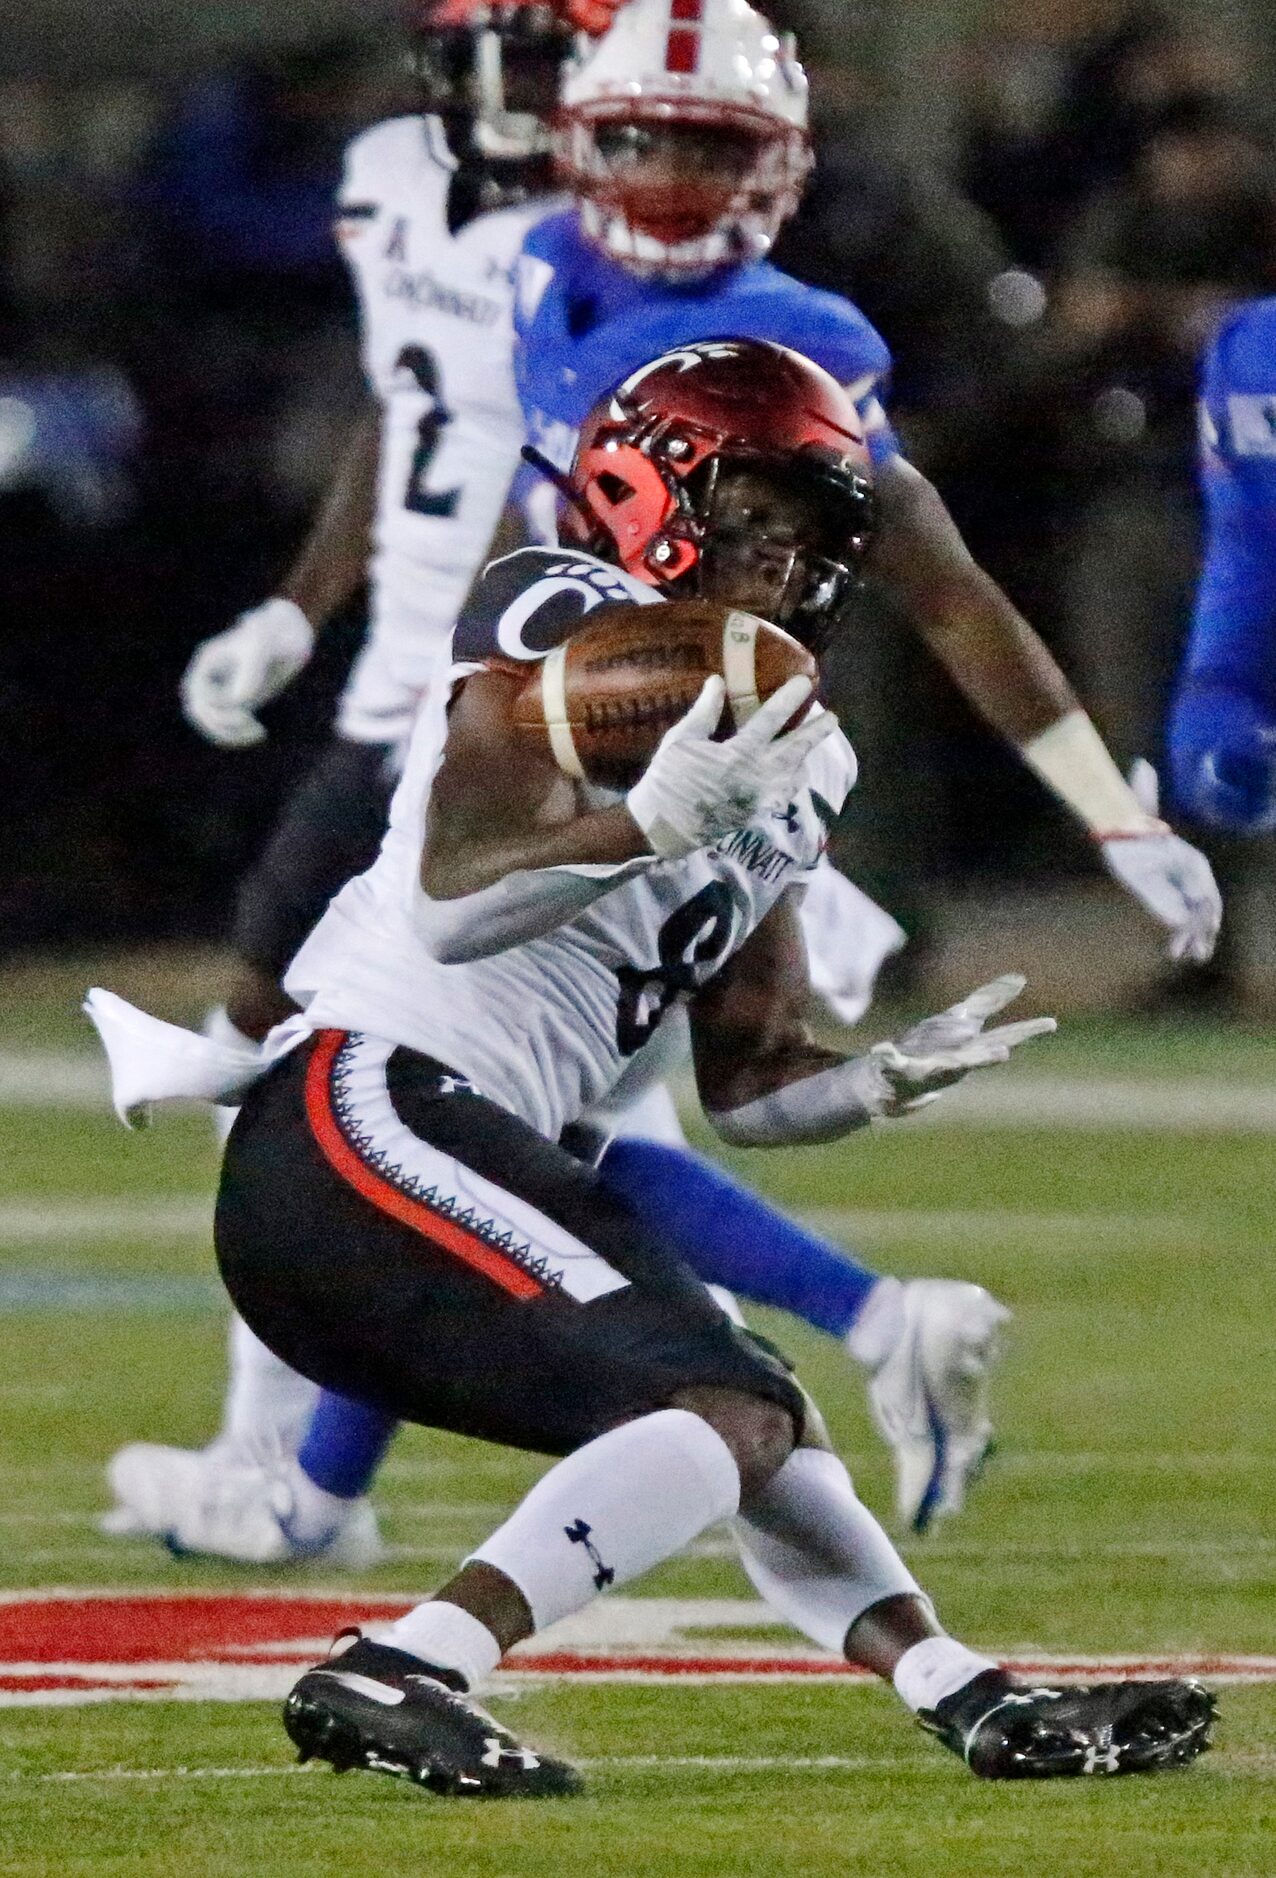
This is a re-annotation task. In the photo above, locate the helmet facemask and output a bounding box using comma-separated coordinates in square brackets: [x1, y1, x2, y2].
[684, 456, 874, 649]
[557, 0, 812, 280]
[407, 1, 574, 171]
[561, 102, 810, 277]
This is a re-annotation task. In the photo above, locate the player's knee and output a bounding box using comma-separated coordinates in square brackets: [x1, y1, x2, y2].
[671, 1385, 796, 1503]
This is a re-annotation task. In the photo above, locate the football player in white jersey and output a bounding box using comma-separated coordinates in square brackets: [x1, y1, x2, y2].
[111, 0, 1011, 1564]
[117, 0, 1222, 1566]
[91, 341, 1214, 1792]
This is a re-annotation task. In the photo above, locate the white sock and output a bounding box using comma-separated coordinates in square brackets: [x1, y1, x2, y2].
[204, 1006, 249, 1146]
[217, 1315, 319, 1459]
[844, 1276, 906, 1369]
[733, 1447, 922, 1654]
[469, 1408, 740, 1632]
[383, 1601, 502, 1690]
[893, 1635, 1000, 1713]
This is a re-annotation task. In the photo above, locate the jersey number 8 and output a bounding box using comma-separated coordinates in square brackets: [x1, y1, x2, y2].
[615, 883, 735, 1056]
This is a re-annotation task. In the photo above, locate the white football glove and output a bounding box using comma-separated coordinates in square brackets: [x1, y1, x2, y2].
[180, 598, 315, 748]
[625, 675, 837, 860]
[868, 973, 1056, 1117]
[1097, 760, 1222, 963]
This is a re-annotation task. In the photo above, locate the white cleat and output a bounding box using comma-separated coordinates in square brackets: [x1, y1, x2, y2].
[101, 1442, 385, 1569]
[865, 1279, 1011, 1533]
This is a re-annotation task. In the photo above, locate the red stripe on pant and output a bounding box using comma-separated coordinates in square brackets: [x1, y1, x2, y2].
[303, 1029, 546, 1301]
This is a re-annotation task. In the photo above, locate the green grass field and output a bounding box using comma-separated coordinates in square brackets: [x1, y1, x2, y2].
[1, 971, 1274, 1876]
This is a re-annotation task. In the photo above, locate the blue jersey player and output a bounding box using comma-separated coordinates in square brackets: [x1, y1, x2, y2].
[1170, 296, 1276, 833]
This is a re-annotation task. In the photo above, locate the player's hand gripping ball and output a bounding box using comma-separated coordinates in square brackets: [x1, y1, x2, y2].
[512, 599, 818, 789]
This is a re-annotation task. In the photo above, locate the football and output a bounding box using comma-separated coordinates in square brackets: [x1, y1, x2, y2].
[511, 599, 818, 789]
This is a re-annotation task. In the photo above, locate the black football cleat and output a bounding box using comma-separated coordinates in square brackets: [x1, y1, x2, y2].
[920, 1667, 1217, 1779]
[283, 1631, 584, 1798]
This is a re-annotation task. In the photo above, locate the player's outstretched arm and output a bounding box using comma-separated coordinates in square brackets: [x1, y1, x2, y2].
[692, 894, 1053, 1147]
[418, 673, 833, 961]
[180, 407, 380, 747]
[867, 456, 1222, 961]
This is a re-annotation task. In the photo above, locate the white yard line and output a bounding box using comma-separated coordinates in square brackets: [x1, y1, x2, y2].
[0, 1197, 1208, 1257]
[0, 1200, 212, 1246]
[0, 1055, 108, 1107]
[0, 1755, 898, 1783]
[4, 1750, 1272, 1783]
[5, 1048, 1276, 1131]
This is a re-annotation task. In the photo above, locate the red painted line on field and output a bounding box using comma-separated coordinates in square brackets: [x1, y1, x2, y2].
[0, 1675, 173, 1693]
[0, 1597, 1271, 1705]
[0, 1594, 411, 1664]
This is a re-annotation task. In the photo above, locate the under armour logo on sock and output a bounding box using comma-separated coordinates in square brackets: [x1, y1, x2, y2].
[564, 1518, 615, 1589]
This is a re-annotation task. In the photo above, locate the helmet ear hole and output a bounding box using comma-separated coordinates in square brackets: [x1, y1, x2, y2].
[596, 471, 635, 504]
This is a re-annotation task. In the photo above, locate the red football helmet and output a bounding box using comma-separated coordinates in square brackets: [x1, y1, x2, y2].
[404, 0, 589, 161]
[563, 340, 875, 645]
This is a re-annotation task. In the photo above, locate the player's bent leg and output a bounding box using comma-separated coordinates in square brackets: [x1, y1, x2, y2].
[217, 1029, 802, 1793]
[731, 1426, 1216, 1780]
[596, 1138, 1010, 1531]
[286, 1403, 756, 1796]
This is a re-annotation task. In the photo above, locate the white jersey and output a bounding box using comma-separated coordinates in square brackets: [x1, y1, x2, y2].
[334, 116, 552, 742]
[287, 548, 858, 1142]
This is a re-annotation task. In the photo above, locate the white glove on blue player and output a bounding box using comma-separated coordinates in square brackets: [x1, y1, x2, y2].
[1098, 761, 1223, 963]
[180, 597, 315, 748]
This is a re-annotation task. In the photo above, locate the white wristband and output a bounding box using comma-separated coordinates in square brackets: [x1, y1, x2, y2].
[707, 1055, 891, 1147]
[1020, 711, 1164, 838]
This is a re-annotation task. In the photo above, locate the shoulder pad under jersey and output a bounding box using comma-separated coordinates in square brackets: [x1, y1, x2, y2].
[452, 546, 660, 664]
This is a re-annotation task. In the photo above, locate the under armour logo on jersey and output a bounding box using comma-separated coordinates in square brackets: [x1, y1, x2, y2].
[384, 216, 409, 262]
[435, 1073, 474, 1097]
[564, 1518, 615, 1589]
[772, 801, 801, 834]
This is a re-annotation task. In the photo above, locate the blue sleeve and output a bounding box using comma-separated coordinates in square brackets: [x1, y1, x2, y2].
[1169, 307, 1276, 832]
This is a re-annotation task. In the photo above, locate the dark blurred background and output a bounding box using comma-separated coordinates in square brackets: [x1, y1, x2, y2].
[3, 1, 1274, 999]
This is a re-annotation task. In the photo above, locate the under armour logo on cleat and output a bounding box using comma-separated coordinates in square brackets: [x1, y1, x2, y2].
[1082, 1739, 1121, 1774]
[481, 1737, 542, 1770]
[564, 1518, 615, 1589]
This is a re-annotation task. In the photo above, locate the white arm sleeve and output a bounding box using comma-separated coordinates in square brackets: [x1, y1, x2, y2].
[412, 855, 658, 963]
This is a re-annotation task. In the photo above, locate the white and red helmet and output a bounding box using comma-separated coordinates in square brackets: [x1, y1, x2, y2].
[557, 0, 812, 277]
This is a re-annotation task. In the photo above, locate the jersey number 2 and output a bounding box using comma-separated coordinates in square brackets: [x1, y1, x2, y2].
[396, 344, 460, 518]
[616, 883, 735, 1056]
